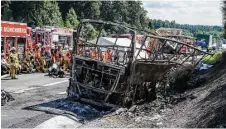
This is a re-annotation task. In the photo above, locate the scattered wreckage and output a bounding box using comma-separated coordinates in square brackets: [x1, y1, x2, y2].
[1, 90, 15, 106]
[67, 19, 213, 108]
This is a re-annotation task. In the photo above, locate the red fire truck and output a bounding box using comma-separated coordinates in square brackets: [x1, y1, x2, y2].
[1, 21, 32, 59]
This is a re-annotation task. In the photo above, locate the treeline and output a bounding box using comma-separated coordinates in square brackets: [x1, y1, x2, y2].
[1, 1, 149, 31]
[1, 1, 224, 38]
[222, 1, 226, 38]
[149, 19, 223, 37]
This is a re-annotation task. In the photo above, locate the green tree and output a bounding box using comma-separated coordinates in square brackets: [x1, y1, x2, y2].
[90, 1, 100, 19]
[1, 6, 13, 21]
[83, 24, 98, 40]
[65, 7, 79, 28]
[222, 1, 226, 38]
[1, 0, 11, 15]
[100, 1, 113, 21]
[9, 1, 64, 27]
[41, 1, 64, 27]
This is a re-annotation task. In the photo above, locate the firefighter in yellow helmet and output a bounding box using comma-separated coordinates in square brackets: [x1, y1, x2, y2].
[9, 47, 19, 79]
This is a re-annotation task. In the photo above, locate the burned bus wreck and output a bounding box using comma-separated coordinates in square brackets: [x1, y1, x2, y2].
[68, 19, 212, 108]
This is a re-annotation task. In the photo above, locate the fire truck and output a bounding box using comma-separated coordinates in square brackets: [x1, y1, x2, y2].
[1, 21, 32, 59]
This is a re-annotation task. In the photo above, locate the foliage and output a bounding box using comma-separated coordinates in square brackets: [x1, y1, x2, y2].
[149, 19, 223, 37]
[222, 1, 226, 38]
[89, 1, 101, 19]
[1, 7, 13, 21]
[83, 24, 99, 40]
[2, 0, 224, 39]
[65, 8, 79, 28]
[41, 1, 64, 27]
[8, 1, 63, 27]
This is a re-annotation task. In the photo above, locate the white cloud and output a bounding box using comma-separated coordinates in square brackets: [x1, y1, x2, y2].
[143, 0, 223, 26]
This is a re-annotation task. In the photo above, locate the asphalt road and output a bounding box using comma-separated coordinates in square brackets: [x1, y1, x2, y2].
[1, 73, 70, 128]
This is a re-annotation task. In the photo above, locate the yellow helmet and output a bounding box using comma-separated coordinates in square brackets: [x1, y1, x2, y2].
[10, 47, 16, 51]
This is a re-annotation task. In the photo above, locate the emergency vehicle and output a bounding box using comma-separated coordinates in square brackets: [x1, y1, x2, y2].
[1, 21, 32, 59]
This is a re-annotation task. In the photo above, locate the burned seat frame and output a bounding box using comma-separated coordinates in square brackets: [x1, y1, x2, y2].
[68, 19, 213, 108]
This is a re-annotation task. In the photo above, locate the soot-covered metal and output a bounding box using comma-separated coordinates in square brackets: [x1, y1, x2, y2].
[68, 19, 212, 108]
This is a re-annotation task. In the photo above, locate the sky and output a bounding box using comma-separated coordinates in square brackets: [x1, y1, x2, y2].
[142, 0, 223, 26]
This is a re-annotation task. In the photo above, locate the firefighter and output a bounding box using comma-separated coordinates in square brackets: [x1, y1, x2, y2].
[34, 44, 42, 72]
[91, 49, 98, 60]
[97, 48, 103, 61]
[26, 49, 32, 60]
[1, 53, 9, 75]
[21, 57, 33, 73]
[56, 44, 63, 66]
[40, 46, 47, 72]
[104, 48, 112, 63]
[50, 46, 56, 65]
[86, 48, 91, 58]
[9, 47, 19, 79]
[63, 49, 71, 71]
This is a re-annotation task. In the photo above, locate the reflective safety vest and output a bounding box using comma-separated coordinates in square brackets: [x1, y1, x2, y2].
[9, 53, 19, 68]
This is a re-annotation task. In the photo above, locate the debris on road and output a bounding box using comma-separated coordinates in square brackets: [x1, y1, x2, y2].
[23, 98, 105, 122]
[1, 90, 15, 106]
[80, 51, 226, 128]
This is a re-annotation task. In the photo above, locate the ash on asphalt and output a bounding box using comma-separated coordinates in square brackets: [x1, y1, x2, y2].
[22, 98, 113, 123]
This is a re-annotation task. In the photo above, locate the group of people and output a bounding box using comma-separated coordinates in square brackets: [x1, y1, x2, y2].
[78, 47, 113, 63]
[1, 44, 73, 79]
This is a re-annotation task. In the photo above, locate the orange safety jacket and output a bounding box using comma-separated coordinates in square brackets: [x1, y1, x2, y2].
[65, 52, 71, 62]
[92, 52, 98, 60]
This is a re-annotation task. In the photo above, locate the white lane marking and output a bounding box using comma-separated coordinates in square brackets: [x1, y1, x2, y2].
[13, 80, 68, 93]
[34, 115, 82, 129]
[42, 80, 68, 87]
[14, 87, 38, 93]
[57, 91, 67, 95]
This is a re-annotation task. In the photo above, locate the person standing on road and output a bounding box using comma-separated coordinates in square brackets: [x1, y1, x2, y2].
[63, 49, 71, 71]
[56, 44, 63, 67]
[34, 44, 42, 72]
[40, 46, 47, 72]
[9, 47, 19, 79]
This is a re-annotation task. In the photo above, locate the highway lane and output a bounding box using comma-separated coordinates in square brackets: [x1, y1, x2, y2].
[1, 73, 69, 128]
